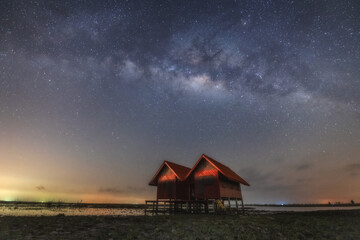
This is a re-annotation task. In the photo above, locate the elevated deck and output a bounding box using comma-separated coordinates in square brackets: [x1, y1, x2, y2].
[145, 198, 245, 215]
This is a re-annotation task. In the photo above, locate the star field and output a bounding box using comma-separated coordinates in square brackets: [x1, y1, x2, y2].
[0, 0, 360, 203]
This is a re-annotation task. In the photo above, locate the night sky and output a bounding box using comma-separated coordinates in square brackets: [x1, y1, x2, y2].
[1, 0, 360, 204]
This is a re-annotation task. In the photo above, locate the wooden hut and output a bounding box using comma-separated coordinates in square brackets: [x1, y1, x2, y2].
[149, 161, 191, 200]
[146, 154, 250, 215]
[185, 154, 250, 201]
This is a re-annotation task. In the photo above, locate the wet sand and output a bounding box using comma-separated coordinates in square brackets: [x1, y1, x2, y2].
[1, 210, 360, 239]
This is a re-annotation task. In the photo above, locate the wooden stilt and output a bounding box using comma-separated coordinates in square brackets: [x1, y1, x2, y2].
[145, 199, 245, 215]
[145, 201, 147, 216]
[235, 198, 239, 213]
[241, 198, 245, 215]
[156, 201, 158, 215]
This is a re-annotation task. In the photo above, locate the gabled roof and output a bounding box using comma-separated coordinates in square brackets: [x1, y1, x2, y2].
[149, 161, 191, 186]
[185, 154, 250, 186]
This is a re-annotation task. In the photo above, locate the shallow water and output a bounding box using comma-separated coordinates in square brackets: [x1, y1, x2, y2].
[0, 204, 144, 216]
[1, 203, 360, 216]
[251, 205, 360, 212]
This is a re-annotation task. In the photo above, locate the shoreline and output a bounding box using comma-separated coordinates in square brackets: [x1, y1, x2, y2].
[2, 201, 360, 217]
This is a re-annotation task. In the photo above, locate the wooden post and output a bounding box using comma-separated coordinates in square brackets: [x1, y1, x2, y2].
[173, 201, 176, 214]
[156, 201, 158, 215]
[144, 201, 147, 216]
[241, 198, 245, 215]
[169, 200, 171, 214]
[228, 198, 231, 212]
[235, 198, 239, 213]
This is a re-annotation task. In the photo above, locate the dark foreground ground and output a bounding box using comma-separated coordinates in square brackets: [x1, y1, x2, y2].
[1, 210, 360, 240]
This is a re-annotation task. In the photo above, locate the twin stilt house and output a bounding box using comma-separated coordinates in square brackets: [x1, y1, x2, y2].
[149, 161, 191, 200]
[149, 154, 250, 203]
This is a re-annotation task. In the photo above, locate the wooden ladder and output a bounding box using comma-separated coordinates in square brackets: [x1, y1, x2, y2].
[215, 199, 226, 211]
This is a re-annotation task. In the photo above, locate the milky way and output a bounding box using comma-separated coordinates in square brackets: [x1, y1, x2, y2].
[1, 0, 360, 203]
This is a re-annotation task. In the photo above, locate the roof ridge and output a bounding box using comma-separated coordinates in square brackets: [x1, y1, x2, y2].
[201, 154, 250, 186]
[164, 160, 191, 170]
[150, 155, 250, 186]
[149, 160, 191, 185]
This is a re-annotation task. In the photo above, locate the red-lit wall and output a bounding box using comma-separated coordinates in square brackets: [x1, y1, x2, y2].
[190, 159, 244, 200]
[219, 174, 242, 199]
[175, 179, 189, 200]
[156, 166, 189, 200]
[157, 166, 176, 200]
[193, 159, 220, 200]
[156, 160, 243, 200]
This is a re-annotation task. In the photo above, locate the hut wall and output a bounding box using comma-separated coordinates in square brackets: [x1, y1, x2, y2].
[175, 179, 189, 200]
[219, 177, 242, 199]
[157, 166, 176, 199]
[194, 159, 220, 199]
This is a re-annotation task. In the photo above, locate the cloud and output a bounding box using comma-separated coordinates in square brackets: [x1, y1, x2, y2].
[238, 166, 306, 193]
[36, 185, 46, 191]
[345, 163, 360, 170]
[295, 163, 311, 171]
[99, 187, 122, 195]
[344, 163, 360, 176]
[274, 176, 284, 181]
[98, 186, 146, 196]
[238, 167, 272, 185]
[115, 59, 143, 81]
[296, 178, 312, 183]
